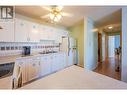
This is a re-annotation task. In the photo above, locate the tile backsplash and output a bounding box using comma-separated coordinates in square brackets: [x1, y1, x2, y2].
[0, 41, 60, 57]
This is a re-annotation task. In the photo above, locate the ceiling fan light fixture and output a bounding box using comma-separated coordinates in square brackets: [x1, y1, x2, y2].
[49, 6, 63, 23]
[54, 16, 59, 22]
[49, 13, 54, 20]
[108, 26, 113, 29]
[56, 6, 63, 11]
[57, 14, 62, 20]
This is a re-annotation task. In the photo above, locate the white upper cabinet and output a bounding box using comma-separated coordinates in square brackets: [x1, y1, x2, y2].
[0, 22, 14, 42]
[39, 25, 52, 41]
[15, 18, 29, 42]
[15, 18, 40, 42]
[1, 18, 69, 43]
[39, 25, 47, 40]
[28, 22, 40, 42]
[38, 25, 67, 43]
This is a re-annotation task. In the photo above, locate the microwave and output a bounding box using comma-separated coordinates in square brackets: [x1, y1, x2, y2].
[22, 46, 31, 56]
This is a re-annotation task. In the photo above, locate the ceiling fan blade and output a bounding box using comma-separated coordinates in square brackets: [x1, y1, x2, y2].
[62, 12, 73, 17]
[40, 14, 50, 18]
[56, 6, 63, 11]
[41, 6, 52, 12]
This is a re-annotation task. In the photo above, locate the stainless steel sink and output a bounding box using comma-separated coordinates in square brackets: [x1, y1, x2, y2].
[39, 51, 58, 54]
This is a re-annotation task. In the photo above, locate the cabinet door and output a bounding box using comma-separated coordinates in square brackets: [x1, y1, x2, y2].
[15, 18, 29, 42]
[59, 53, 66, 69]
[0, 22, 14, 42]
[40, 56, 51, 76]
[51, 54, 60, 72]
[39, 25, 46, 40]
[48, 27, 56, 41]
[28, 59, 39, 81]
[51, 55, 57, 72]
[37, 24, 51, 41]
[28, 22, 39, 42]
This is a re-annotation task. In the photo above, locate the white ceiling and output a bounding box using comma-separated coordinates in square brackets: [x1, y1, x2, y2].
[15, 6, 122, 28]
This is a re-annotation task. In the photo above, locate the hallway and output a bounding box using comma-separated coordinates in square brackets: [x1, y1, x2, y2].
[94, 58, 121, 80]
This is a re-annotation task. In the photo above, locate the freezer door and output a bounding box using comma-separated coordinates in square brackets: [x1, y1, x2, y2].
[60, 37, 69, 53]
[69, 37, 76, 48]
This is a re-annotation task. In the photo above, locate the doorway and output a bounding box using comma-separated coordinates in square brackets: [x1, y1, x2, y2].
[94, 31, 121, 80]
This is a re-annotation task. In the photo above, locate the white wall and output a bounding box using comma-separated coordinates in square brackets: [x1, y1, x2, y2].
[102, 33, 105, 61]
[69, 21, 84, 67]
[108, 36, 115, 58]
[122, 7, 127, 82]
[84, 17, 98, 70]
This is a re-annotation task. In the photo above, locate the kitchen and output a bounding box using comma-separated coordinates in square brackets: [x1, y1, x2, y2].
[1, 6, 127, 89]
[0, 6, 77, 89]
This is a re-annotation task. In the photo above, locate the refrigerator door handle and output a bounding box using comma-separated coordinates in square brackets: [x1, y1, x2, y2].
[68, 38, 70, 56]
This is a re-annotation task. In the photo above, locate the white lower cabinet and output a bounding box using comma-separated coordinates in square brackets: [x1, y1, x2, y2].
[40, 55, 52, 77]
[51, 53, 67, 72]
[51, 54, 59, 72]
[13, 53, 67, 88]
[59, 53, 67, 69]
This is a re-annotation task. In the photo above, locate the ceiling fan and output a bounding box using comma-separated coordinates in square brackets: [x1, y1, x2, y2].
[40, 6, 73, 23]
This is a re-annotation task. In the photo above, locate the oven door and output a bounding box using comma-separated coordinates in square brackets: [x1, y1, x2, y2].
[0, 62, 15, 79]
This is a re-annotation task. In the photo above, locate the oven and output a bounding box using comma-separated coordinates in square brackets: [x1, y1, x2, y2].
[0, 62, 15, 79]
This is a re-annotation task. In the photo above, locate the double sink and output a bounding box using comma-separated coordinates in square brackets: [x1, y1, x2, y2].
[39, 51, 58, 54]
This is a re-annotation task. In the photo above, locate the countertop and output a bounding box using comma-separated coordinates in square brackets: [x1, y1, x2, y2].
[0, 52, 65, 64]
[21, 65, 127, 89]
[0, 55, 22, 64]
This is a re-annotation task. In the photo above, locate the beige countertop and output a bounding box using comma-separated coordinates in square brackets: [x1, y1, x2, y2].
[0, 55, 22, 64]
[0, 52, 65, 64]
[21, 65, 127, 89]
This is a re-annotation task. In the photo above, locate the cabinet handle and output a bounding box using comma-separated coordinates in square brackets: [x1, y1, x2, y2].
[27, 37, 30, 41]
[33, 63, 36, 66]
[39, 62, 40, 65]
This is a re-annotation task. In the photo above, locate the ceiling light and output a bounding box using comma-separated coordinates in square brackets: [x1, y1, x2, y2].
[108, 26, 113, 29]
[92, 28, 98, 32]
[49, 6, 63, 23]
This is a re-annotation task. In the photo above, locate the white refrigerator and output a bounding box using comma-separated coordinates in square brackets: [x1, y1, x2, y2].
[60, 37, 77, 66]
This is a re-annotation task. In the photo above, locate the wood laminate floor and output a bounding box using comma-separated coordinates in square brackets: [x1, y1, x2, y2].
[94, 57, 121, 80]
